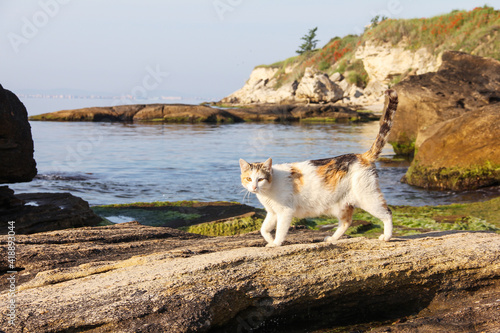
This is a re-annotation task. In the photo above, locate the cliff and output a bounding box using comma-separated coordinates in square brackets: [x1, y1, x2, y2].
[220, 7, 499, 107]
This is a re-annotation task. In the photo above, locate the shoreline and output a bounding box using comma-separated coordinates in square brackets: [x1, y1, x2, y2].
[28, 102, 380, 124]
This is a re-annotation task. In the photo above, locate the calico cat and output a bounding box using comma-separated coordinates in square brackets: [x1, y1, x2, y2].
[239, 89, 398, 247]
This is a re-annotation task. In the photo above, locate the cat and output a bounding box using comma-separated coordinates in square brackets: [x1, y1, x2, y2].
[239, 89, 398, 247]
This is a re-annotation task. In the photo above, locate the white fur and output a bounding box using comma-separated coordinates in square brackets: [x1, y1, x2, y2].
[240, 158, 392, 247]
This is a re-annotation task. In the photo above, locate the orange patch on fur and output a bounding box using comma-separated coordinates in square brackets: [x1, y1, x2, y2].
[357, 153, 374, 167]
[290, 166, 304, 193]
[316, 160, 346, 189]
[240, 170, 252, 184]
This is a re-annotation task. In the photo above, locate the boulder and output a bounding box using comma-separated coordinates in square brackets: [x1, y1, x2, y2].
[295, 67, 343, 103]
[0, 192, 102, 234]
[0, 84, 37, 183]
[1, 225, 499, 332]
[389, 51, 500, 155]
[403, 105, 500, 190]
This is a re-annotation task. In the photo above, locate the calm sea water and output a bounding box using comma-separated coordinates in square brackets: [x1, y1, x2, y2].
[11, 98, 498, 207]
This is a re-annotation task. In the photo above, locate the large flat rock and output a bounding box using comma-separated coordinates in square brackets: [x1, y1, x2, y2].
[1, 225, 499, 332]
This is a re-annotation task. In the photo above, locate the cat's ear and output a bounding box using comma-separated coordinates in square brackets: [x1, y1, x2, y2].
[263, 158, 272, 172]
[239, 159, 251, 173]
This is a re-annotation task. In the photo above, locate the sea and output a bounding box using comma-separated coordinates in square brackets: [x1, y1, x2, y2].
[10, 97, 499, 208]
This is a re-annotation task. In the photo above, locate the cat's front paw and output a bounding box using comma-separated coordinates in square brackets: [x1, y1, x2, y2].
[265, 243, 279, 248]
[379, 234, 391, 242]
[324, 236, 336, 243]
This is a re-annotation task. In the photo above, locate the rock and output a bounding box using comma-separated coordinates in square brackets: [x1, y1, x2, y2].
[292, 67, 344, 103]
[220, 67, 297, 104]
[221, 67, 344, 105]
[402, 105, 500, 190]
[0, 84, 37, 183]
[337, 79, 352, 96]
[329, 72, 343, 82]
[29, 104, 242, 123]
[355, 40, 442, 83]
[1, 227, 499, 332]
[389, 51, 500, 155]
[0, 192, 102, 234]
[226, 104, 377, 122]
[31, 102, 376, 123]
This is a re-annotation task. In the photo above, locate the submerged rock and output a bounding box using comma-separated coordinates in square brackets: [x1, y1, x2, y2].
[1, 225, 498, 332]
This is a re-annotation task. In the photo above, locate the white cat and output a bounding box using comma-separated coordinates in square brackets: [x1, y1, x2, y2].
[239, 89, 398, 247]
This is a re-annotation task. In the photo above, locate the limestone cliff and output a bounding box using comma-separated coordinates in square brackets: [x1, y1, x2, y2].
[221, 7, 499, 107]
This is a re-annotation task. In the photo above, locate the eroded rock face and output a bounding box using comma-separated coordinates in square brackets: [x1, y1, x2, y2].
[355, 40, 442, 83]
[0, 84, 37, 183]
[1, 225, 498, 333]
[403, 105, 500, 190]
[389, 51, 500, 155]
[221, 67, 344, 105]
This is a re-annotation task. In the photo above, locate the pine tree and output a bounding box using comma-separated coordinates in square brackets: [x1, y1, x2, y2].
[296, 27, 319, 55]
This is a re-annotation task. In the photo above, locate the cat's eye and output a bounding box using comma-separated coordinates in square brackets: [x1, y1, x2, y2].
[245, 177, 252, 182]
[258, 178, 265, 182]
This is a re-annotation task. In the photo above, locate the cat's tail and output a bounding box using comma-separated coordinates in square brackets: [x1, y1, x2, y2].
[362, 89, 398, 162]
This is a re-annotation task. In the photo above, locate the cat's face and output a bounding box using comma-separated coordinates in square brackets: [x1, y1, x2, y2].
[239, 158, 273, 194]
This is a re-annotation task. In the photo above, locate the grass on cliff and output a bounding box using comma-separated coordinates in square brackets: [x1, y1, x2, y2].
[181, 197, 500, 238]
[257, 6, 499, 90]
[364, 6, 500, 59]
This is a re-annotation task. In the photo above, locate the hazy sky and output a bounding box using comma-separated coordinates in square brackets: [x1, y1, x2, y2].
[1, 0, 495, 100]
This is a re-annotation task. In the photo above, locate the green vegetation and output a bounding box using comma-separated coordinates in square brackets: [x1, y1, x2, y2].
[91, 197, 500, 239]
[92, 206, 201, 227]
[256, 7, 499, 89]
[405, 161, 500, 190]
[363, 6, 500, 58]
[296, 27, 319, 55]
[180, 214, 264, 236]
[96, 200, 202, 208]
[182, 197, 500, 238]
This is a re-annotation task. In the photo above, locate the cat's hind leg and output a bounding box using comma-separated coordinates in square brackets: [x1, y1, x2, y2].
[260, 212, 277, 245]
[325, 204, 354, 242]
[358, 194, 392, 241]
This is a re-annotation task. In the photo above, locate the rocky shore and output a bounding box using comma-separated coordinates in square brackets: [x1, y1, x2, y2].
[1, 223, 499, 332]
[28, 102, 378, 123]
[390, 51, 500, 191]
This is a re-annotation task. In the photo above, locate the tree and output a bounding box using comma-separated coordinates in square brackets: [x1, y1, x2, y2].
[296, 27, 319, 55]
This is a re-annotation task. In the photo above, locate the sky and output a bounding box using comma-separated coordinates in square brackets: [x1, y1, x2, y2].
[1, 0, 496, 101]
